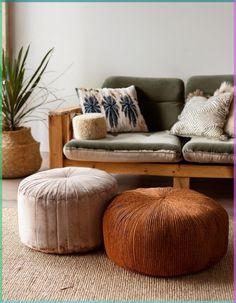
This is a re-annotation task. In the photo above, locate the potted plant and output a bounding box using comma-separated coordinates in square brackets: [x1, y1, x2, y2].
[2, 46, 53, 178]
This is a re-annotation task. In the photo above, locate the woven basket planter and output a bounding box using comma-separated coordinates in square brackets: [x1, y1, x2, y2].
[3, 127, 42, 179]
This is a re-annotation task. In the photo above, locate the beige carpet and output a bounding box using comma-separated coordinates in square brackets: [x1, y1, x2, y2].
[3, 208, 233, 301]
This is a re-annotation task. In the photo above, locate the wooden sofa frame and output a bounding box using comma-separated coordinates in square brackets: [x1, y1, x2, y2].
[49, 107, 234, 189]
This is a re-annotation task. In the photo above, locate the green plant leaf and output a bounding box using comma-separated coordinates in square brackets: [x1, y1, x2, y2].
[16, 46, 26, 78]
[2, 46, 54, 130]
[18, 48, 53, 100]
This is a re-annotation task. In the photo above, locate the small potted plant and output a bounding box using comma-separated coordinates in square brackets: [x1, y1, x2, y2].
[2, 46, 53, 178]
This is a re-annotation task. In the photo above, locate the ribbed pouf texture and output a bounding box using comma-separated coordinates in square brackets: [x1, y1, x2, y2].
[18, 167, 118, 254]
[103, 187, 229, 277]
[72, 113, 107, 140]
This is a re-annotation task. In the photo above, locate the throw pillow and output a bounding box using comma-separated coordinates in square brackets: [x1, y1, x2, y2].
[214, 82, 234, 137]
[186, 89, 205, 102]
[170, 93, 233, 140]
[76, 86, 148, 133]
[186, 89, 210, 102]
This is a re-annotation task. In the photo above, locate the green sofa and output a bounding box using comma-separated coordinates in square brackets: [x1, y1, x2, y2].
[49, 75, 234, 189]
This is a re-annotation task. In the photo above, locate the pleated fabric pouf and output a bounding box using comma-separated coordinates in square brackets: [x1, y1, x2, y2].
[18, 167, 118, 254]
[103, 187, 229, 277]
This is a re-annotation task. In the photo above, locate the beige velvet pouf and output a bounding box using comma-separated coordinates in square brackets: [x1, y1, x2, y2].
[18, 167, 118, 254]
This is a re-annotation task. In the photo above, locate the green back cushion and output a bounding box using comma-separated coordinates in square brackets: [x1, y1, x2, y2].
[102, 76, 184, 132]
[186, 75, 234, 97]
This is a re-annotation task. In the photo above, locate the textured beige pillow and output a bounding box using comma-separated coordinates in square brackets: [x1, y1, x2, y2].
[214, 82, 234, 138]
[76, 86, 148, 133]
[170, 93, 233, 140]
[225, 101, 234, 137]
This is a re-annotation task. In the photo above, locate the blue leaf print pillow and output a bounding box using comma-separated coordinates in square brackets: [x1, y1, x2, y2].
[84, 96, 101, 113]
[76, 86, 148, 133]
[102, 96, 120, 128]
[120, 95, 138, 128]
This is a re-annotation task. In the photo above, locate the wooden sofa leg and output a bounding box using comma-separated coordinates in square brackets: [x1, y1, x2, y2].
[173, 177, 190, 189]
[49, 114, 63, 168]
[49, 106, 81, 169]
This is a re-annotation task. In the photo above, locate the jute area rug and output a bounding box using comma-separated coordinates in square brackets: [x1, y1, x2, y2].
[3, 208, 233, 301]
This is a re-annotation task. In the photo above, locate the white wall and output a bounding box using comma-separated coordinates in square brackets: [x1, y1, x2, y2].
[12, 3, 233, 151]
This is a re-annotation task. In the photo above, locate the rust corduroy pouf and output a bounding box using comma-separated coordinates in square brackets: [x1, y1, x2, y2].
[103, 187, 229, 277]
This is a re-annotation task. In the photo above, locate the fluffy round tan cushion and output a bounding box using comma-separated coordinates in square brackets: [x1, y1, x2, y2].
[18, 167, 118, 254]
[73, 113, 107, 140]
[103, 187, 229, 277]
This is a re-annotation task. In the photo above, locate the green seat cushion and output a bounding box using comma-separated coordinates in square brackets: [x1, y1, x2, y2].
[64, 132, 182, 163]
[186, 75, 233, 97]
[65, 131, 181, 152]
[102, 76, 184, 132]
[182, 137, 233, 164]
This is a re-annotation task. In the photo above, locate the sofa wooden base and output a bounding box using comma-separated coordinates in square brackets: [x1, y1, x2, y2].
[60, 159, 233, 189]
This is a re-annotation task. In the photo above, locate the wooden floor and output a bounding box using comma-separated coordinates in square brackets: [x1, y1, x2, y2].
[3, 153, 233, 216]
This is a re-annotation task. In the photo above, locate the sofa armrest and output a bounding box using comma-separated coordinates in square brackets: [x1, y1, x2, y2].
[49, 106, 81, 168]
[49, 106, 81, 116]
